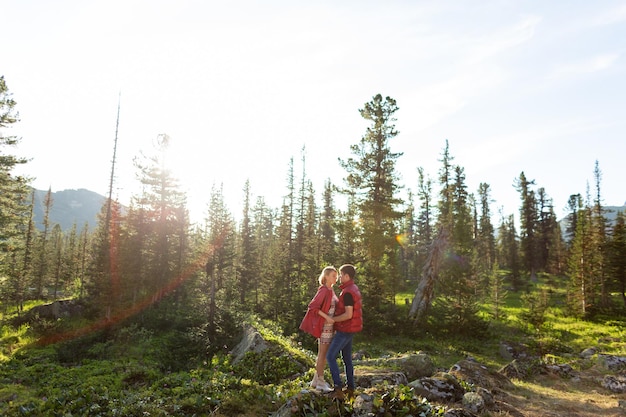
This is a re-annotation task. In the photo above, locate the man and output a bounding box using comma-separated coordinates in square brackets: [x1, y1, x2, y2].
[326, 264, 363, 400]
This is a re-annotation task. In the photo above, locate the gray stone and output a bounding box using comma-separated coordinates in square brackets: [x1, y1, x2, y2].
[409, 372, 465, 402]
[450, 359, 514, 390]
[602, 375, 626, 393]
[230, 324, 269, 363]
[356, 370, 408, 387]
[597, 354, 626, 371]
[580, 347, 597, 358]
[462, 391, 485, 414]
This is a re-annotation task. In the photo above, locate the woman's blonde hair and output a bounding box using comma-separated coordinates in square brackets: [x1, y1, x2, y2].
[318, 266, 337, 285]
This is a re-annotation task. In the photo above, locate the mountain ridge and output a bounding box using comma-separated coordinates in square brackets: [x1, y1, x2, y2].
[32, 188, 106, 231]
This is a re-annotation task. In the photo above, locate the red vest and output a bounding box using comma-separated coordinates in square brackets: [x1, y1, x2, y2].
[334, 280, 363, 333]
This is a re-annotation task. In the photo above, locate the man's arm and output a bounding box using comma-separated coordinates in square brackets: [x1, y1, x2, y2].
[331, 306, 353, 323]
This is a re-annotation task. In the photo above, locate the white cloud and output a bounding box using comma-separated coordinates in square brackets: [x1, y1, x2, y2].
[549, 52, 621, 80]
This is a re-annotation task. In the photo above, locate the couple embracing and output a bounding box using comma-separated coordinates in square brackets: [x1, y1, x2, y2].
[299, 264, 363, 401]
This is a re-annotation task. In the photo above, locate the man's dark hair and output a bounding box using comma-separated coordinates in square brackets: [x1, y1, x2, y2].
[339, 264, 356, 280]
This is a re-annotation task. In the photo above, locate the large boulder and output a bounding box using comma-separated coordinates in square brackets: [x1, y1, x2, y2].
[230, 323, 270, 363]
[408, 372, 465, 402]
[355, 370, 408, 387]
[449, 358, 514, 390]
[14, 299, 83, 325]
[597, 354, 626, 371]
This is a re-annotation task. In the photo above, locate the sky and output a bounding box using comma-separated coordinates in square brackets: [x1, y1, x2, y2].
[3, 0, 625, 225]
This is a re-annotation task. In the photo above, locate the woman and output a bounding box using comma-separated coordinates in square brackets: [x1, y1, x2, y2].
[299, 266, 338, 392]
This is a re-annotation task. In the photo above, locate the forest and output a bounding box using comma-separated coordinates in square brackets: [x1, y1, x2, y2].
[1, 75, 626, 415]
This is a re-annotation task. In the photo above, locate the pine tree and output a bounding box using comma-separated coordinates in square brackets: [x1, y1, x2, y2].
[567, 196, 593, 317]
[437, 164, 480, 332]
[496, 214, 521, 290]
[339, 94, 404, 310]
[415, 167, 434, 278]
[132, 134, 190, 311]
[201, 184, 236, 332]
[591, 161, 610, 309]
[237, 179, 256, 306]
[319, 179, 338, 266]
[0, 77, 30, 282]
[607, 211, 626, 306]
[476, 183, 496, 272]
[536, 188, 562, 274]
[34, 188, 53, 298]
[515, 172, 538, 282]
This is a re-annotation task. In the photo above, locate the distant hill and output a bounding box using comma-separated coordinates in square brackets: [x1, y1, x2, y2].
[559, 204, 626, 241]
[32, 188, 106, 231]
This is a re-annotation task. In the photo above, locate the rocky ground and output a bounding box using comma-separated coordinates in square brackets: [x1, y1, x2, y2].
[492, 368, 626, 417]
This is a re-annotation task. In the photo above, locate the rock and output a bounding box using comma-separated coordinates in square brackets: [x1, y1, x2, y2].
[353, 349, 371, 360]
[475, 387, 494, 408]
[356, 370, 408, 388]
[499, 341, 530, 361]
[499, 358, 544, 380]
[450, 359, 514, 390]
[597, 354, 626, 371]
[580, 347, 597, 358]
[14, 299, 84, 325]
[394, 352, 436, 380]
[545, 363, 576, 378]
[409, 372, 465, 402]
[462, 391, 484, 414]
[230, 324, 269, 363]
[352, 393, 374, 417]
[602, 375, 626, 393]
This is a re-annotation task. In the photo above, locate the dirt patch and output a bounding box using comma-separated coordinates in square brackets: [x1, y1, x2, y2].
[496, 370, 626, 417]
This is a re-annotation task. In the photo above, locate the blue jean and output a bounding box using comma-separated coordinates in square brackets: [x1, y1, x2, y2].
[326, 331, 354, 389]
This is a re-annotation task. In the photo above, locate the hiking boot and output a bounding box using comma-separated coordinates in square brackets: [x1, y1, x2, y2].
[330, 387, 344, 400]
[344, 387, 355, 399]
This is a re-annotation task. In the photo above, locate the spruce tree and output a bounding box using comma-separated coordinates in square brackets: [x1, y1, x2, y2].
[515, 172, 538, 282]
[338, 94, 404, 310]
[607, 211, 626, 306]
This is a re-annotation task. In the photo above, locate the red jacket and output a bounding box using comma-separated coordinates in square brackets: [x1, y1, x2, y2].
[334, 280, 363, 333]
[299, 285, 334, 338]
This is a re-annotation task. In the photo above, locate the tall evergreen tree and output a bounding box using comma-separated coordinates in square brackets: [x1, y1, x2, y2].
[437, 164, 480, 331]
[515, 172, 538, 281]
[567, 193, 593, 317]
[319, 179, 338, 266]
[591, 161, 610, 308]
[415, 167, 434, 277]
[201, 184, 236, 333]
[536, 187, 562, 274]
[496, 214, 521, 290]
[475, 183, 496, 275]
[338, 94, 404, 310]
[607, 211, 626, 307]
[34, 188, 53, 298]
[237, 179, 256, 307]
[132, 135, 190, 312]
[0, 77, 30, 290]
